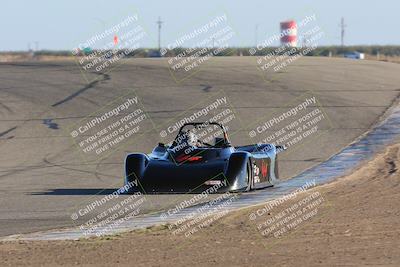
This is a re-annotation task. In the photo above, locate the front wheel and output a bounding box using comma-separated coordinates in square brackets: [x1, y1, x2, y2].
[124, 153, 148, 193]
[245, 160, 253, 191]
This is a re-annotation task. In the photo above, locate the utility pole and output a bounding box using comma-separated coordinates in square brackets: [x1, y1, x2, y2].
[156, 16, 163, 52]
[340, 17, 347, 47]
[302, 33, 310, 48]
[255, 24, 259, 47]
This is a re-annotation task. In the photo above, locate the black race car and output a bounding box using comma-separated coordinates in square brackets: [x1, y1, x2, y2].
[124, 122, 284, 193]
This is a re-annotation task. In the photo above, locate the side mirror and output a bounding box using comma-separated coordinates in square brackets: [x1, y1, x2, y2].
[275, 145, 287, 153]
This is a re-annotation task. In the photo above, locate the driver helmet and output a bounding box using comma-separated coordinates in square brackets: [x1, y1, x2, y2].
[186, 131, 198, 147]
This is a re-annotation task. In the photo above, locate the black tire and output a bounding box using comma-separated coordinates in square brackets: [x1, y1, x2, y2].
[245, 160, 253, 191]
[225, 152, 252, 192]
[270, 156, 279, 186]
[125, 154, 148, 193]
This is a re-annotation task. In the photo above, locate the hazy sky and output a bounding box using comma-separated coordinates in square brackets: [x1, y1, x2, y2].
[2, 0, 399, 51]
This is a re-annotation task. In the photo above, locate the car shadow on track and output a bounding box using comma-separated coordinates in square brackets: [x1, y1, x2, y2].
[29, 189, 120, 195]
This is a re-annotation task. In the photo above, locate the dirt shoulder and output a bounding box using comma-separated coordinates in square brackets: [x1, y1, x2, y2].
[1, 144, 400, 267]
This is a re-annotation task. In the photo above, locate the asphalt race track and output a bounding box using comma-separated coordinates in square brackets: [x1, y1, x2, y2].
[1, 56, 400, 237]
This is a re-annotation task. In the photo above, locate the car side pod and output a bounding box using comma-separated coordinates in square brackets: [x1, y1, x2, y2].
[225, 151, 252, 192]
[124, 153, 149, 192]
